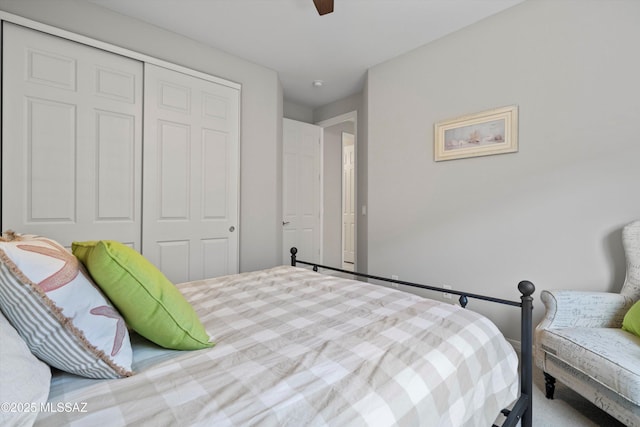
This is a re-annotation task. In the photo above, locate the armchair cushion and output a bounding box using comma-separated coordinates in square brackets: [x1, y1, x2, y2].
[538, 327, 640, 406]
[623, 300, 640, 337]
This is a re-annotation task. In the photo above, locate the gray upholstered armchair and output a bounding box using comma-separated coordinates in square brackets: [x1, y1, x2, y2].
[535, 220, 640, 426]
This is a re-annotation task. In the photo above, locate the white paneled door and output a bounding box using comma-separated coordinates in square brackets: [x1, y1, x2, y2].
[2, 23, 143, 248]
[143, 64, 239, 283]
[282, 118, 321, 265]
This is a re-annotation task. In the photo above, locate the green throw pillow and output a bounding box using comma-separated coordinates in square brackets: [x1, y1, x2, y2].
[622, 300, 640, 338]
[72, 240, 213, 350]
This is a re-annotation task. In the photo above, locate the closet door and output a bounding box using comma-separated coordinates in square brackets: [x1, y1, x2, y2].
[2, 23, 143, 248]
[143, 64, 239, 282]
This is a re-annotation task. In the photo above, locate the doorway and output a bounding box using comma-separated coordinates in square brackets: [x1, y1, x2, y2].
[317, 111, 357, 271]
[341, 132, 355, 270]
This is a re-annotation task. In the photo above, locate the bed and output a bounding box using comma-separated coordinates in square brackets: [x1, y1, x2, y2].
[1, 240, 534, 427]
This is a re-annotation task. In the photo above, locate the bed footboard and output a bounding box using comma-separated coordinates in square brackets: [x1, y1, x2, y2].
[290, 247, 534, 427]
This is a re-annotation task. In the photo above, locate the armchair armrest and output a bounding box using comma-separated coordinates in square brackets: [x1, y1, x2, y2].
[537, 290, 634, 330]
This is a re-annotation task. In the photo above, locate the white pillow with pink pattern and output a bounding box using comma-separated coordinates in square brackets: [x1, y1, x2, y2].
[0, 232, 133, 378]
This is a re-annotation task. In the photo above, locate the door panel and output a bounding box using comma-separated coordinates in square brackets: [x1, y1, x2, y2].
[158, 121, 190, 219]
[96, 111, 137, 221]
[158, 240, 190, 283]
[202, 238, 229, 278]
[143, 64, 239, 282]
[27, 98, 76, 222]
[282, 118, 321, 264]
[27, 48, 76, 89]
[202, 129, 229, 218]
[2, 23, 143, 248]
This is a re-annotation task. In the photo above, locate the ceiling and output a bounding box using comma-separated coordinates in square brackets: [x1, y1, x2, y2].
[87, 0, 524, 109]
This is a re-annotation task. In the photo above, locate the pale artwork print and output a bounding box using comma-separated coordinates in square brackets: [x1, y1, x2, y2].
[444, 119, 505, 151]
[434, 105, 518, 161]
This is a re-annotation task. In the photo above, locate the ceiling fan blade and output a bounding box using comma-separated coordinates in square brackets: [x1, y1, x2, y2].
[313, 0, 334, 15]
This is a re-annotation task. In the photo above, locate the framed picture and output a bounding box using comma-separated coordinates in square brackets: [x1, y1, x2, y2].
[434, 105, 518, 162]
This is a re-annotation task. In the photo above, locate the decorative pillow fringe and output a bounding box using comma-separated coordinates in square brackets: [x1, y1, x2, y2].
[1, 230, 22, 242]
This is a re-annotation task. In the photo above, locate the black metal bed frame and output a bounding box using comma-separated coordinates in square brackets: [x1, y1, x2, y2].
[290, 247, 534, 427]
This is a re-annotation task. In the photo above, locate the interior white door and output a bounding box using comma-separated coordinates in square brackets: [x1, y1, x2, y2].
[2, 23, 143, 248]
[342, 134, 355, 265]
[143, 64, 239, 283]
[282, 118, 321, 264]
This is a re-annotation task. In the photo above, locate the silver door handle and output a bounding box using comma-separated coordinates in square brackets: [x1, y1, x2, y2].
[229, 226, 235, 232]
[282, 221, 290, 226]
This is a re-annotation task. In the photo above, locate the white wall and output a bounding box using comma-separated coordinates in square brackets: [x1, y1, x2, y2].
[283, 100, 313, 123]
[367, 0, 640, 340]
[0, 0, 282, 272]
[314, 93, 361, 124]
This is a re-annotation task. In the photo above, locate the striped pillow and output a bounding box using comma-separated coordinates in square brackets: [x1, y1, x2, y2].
[0, 233, 133, 379]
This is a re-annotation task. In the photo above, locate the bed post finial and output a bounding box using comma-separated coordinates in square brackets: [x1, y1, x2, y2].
[518, 280, 535, 298]
[290, 247, 298, 266]
[458, 295, 468, 308]
[518, 280, 535, 427]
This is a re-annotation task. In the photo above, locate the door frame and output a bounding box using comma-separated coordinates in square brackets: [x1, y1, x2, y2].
[316, 111, 358, 272]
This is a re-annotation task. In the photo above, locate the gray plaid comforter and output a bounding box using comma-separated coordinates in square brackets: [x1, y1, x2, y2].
[38, 266, 518, 426]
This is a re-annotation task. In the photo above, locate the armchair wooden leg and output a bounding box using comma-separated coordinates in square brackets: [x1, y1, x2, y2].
[544, 372, 556, 399]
